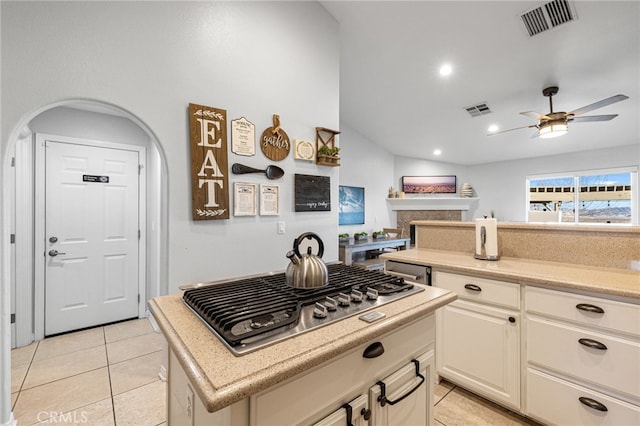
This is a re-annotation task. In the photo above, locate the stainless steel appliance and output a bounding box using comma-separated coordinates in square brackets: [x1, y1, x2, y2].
[285, 232, 329, 288]
[384, 260, 431, 286]
[182, 263, 424, 356]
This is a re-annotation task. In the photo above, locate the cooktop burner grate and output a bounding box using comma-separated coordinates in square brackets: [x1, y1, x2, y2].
[183, 263, 422, 355]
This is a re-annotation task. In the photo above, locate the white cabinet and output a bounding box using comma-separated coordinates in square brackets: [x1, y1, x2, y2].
[369, 350, 434, 426]
[251, 316, 434, 425]
[434, 271, 521, 410]
[313, 395, 368, 426]
[525, 286, 640, 426]
[168, 315, 436, 426]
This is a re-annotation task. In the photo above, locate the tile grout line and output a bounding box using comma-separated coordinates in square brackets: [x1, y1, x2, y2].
[103, 327, 118, 426]
[433, 382, 457, 426]
[12, 340, 40, 413]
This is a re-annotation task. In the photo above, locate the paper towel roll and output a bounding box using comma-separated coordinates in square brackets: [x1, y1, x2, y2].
[475, 218, 499, 260]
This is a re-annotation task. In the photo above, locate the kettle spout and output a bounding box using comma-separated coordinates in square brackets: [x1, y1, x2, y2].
[286, 250, 300, 265]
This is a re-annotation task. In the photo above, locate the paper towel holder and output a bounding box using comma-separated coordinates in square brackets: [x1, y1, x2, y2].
[474, 220, 500, 261]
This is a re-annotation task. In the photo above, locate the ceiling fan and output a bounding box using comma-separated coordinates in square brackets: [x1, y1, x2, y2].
[489, 86, 629, 139]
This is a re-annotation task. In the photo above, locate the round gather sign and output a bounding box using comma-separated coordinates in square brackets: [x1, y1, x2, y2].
[260, 114, 290, 161]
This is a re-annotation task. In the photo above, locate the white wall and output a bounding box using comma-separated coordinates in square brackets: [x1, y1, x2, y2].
[392, 156, 475, 219]
[386, 144, 639, 223]
[1, 1, 340, 291]
[468, 144, 640, 221]
[338, 123, 395, 235]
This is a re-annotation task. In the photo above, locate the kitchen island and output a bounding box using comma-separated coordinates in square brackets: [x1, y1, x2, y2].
[150, 279, 456, 425]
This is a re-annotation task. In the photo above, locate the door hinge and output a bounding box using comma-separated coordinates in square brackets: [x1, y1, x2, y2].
[10, 314, 15, 324]
[10, 234, 15, 244]
[138, 230, 141, 240]
[11, 157, 15, 167]
[138, 294, 140, 303]
[138, 164, 143, 175]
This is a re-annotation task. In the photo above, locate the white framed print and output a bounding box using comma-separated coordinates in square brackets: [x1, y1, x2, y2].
[233, 182, 257, 216]
[260, 184, 280, 216]
[231, 117, 256, 156]
[293, 139, 315, 161]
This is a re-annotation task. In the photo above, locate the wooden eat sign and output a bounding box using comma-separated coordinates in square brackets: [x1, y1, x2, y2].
[189, 103, 230, 220]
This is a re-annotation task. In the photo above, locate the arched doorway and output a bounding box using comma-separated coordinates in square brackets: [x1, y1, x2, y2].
[3, 99, 168, 347]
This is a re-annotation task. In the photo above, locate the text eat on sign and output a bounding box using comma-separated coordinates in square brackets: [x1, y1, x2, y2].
[189, 103, 230, 220]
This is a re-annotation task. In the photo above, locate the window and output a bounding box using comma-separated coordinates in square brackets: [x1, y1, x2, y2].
[527, 168, 637, 225]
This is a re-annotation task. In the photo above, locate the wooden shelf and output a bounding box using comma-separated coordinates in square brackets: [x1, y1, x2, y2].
[386, 197, 479, 211]
[315, 127, 340, 167]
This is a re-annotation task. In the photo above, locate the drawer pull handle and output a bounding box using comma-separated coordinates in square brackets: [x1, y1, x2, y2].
[464, 284, 482, 292]
[578, 338, 608, 351]
[376, 359, 425, 407]
[576, 303, 605, 314]
[579, 396, 608, 412]
[363, 342, 385, 358]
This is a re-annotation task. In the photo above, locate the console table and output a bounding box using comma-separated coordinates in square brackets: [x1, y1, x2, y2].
[338, 237, 411, 266]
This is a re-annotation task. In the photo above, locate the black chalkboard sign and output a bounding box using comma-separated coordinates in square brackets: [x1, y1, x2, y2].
[294, 174, 331, 212]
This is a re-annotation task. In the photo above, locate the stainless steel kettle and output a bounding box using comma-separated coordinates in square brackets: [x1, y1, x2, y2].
[286, 232, 329, 288]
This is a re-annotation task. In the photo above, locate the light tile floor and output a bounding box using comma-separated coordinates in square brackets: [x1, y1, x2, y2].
[11, 318, 540, 425]
[11, 318, 166, 426]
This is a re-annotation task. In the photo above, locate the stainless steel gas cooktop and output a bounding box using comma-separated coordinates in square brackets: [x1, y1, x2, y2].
[182, 263, 424, 356]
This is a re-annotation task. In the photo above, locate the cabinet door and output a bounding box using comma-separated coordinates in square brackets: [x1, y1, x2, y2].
[313, 395, 368, 426]
[369, 350, 434, 426]
[436, 300, 520, 410]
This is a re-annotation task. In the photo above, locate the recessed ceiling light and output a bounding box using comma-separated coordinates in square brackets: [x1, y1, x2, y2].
[488, 124, 499, 133]
[439, 64, 452, 77]
[433, 149, 442, 156]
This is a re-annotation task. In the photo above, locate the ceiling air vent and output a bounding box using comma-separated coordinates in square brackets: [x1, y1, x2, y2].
[465, 103, 492, 117]
[521, 0, 576, 37]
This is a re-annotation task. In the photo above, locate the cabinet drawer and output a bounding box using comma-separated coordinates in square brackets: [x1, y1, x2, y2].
[434, 271, 520, 309]
[527, 368, 640, 426]
[250, 315, 434, 425]
[527, 316, 640, 402]
[526, 286, 640, 337]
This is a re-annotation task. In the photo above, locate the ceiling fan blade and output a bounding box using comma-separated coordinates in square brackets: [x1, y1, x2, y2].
[520, 111, 550, 120]
[569, 114, 618, 123]
[487, 124, 537, 136]
[569, 94, 629, 116]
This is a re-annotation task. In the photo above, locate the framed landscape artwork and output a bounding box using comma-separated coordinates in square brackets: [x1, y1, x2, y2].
[339, 186, 365, 225]
[402, 176, 457, 194]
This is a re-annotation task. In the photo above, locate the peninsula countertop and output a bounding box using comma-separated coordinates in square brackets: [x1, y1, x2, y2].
[381, 248, 640, 300]
[149, 284, 456, 412]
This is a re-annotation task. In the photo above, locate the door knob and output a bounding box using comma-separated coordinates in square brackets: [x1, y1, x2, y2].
[48, 249, 66, 257]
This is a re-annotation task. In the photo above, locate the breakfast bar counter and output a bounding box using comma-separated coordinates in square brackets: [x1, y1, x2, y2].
[381, 248, 640, 300]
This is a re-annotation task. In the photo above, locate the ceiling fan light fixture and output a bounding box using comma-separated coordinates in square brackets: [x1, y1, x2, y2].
[538, 120, 568, 138]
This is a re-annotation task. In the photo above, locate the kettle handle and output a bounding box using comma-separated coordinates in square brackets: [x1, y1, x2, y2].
[293, 232, 325, 259]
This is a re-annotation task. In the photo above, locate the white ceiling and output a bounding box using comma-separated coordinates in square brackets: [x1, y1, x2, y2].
[321, 1, 640, 166]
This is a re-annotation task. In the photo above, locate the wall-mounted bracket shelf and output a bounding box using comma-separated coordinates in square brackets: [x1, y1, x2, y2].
[386, 197, 479, 211]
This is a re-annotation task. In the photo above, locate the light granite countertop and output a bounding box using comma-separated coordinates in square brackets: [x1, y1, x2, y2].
[381, 248, 640, 300]
[149, 284, 456, 412]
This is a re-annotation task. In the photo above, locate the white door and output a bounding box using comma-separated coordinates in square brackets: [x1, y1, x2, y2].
[45, 139, 140, 335]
